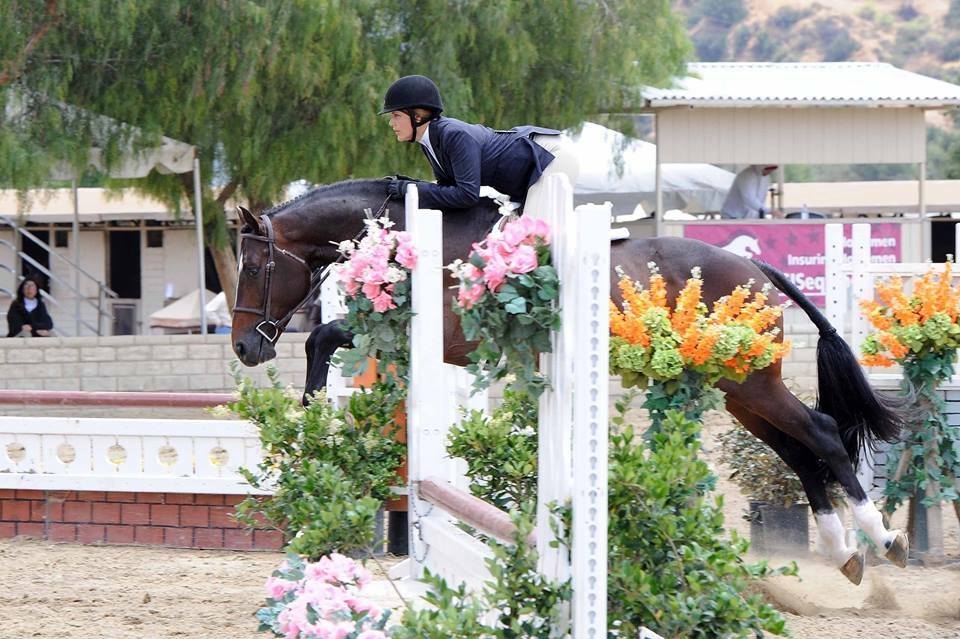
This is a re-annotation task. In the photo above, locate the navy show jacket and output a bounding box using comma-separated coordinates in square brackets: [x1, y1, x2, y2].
[417, 116, 560, 210]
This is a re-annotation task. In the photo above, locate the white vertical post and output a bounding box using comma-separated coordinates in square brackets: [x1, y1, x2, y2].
[533, 174, 574, 586]
[654, 116, 663, 237]
[72, 178, 82, 335]
[954, 222, 960, 262]
[851, 223, 873, 357]
[405, 184, 446, 578]
[320, 277, 349, 406]
[570, 202, 610, 639]
[824, 224, 846, 336]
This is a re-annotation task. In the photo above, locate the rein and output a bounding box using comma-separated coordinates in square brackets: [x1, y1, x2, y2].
[234, 195, 391, 344]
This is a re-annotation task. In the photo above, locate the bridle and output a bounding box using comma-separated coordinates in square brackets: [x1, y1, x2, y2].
[233, 196, 390, 344]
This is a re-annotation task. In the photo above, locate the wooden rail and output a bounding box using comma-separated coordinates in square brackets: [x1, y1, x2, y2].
[418, 477, 535, 546]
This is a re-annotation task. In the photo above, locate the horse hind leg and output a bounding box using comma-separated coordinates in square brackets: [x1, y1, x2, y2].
[725, 399, 866, 584]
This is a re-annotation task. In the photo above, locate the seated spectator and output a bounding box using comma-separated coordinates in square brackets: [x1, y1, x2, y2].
[6, 276, 54, 337]
[721, 165, 783, 219]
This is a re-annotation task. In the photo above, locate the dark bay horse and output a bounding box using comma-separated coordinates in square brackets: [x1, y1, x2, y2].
[231, 178, 907, 585]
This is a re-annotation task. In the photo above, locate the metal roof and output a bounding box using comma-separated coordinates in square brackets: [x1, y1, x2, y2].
[642, 62, 960, 108]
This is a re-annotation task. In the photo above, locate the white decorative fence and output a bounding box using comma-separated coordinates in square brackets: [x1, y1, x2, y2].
[825, 222, 959, 560]
[399, 178, 611, 638]
[0, 416, 266, 494]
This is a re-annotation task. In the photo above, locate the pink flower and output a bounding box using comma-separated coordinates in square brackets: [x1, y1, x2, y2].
[395, 243, 418, 269]
[361, 281, 382, 301]
[371, 291, 396, 313]
[357, 631, 388, 639]
[457, 283, 486, 309]
[483, 253, 509, 292]
[502, 220, 528, 247]
[508, 244, 538, 274]
[519, 216, 551, 243]
[265, 575, 298, 600]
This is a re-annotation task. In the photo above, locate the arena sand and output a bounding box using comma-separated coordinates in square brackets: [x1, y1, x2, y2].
[1, 410, 957, 638]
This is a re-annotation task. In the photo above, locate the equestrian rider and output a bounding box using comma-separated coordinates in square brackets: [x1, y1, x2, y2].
[380, 75, 579, 214]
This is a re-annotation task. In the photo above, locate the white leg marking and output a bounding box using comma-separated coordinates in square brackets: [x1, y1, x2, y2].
[852, 500, 896, 550]
[815, 511, 855, 566]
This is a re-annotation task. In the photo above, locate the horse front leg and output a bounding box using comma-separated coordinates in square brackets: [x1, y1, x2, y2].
[303, 319, 354, 405]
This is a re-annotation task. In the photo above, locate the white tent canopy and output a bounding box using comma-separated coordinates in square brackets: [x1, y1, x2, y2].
[566, 122, 734, 215]
[4, 91, 207, 334]
[149, 288, 218, 330]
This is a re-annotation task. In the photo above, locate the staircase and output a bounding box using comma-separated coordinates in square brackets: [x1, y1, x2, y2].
[0, 216, 118, 336]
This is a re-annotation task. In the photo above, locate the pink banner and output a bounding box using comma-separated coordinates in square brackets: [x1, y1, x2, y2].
[682, 223, 902, 306]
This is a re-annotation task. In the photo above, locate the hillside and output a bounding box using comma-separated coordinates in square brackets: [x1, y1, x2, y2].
[678, 0, 960, 80]
[673, 0, 960, 180]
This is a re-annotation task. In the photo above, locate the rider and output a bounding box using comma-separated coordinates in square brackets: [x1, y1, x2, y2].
[379, 75, 579, 214]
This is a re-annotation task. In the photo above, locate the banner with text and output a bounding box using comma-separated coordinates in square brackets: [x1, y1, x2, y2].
[682, 223, 901, 306]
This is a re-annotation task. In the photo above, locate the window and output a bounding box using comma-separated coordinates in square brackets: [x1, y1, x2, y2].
[54, 230, 69, 248]
[146, 230, 164, 248]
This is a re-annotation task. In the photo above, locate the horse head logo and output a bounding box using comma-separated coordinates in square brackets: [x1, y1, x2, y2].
[719, 234, 762, 260]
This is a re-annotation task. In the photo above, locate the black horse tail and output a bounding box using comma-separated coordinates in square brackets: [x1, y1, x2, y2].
[752, 260, 903, 467]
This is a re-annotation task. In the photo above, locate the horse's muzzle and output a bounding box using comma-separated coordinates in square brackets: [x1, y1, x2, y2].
[233, 336, 277, 366]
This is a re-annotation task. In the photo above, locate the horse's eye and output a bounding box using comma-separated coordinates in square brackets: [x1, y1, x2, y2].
[246, 267, 260, 277]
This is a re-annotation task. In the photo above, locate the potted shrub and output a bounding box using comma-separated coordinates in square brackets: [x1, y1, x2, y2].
[718, 426, 811, 556]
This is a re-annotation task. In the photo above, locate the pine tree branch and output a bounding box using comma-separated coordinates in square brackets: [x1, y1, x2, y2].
[0, 0, 62, 88]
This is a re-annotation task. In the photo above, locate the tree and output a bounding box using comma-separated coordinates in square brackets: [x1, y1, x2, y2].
[2, 1, 690, 305]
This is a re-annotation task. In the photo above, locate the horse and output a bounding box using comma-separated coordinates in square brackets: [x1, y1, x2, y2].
[231, 178, 908, 585]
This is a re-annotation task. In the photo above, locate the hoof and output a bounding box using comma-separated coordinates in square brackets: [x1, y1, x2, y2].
[840, 551, 865, 585]
[884, 530, 909, 568]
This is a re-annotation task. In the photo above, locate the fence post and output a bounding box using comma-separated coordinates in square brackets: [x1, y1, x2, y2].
[404, 184, 446, 578]
[850, 223, 873, 357]
[532, 174, 575, 587]
[570, 202, 610, 639]
[824, 223, 846, 335]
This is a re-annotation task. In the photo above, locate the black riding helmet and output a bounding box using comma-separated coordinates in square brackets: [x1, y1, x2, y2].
[379, 75, 443, 143]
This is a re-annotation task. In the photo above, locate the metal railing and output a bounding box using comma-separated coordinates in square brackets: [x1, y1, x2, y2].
[0, 216, 118, 335]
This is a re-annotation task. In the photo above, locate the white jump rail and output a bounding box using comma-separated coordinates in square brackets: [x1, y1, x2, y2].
[400, 178, 611, 639]
[825, 222, 959, 560]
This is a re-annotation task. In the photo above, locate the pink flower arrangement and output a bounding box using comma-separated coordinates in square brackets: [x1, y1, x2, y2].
[451, 216, 551, 309]
[256, 553, 390, 639]
[335, 218, 417, 314]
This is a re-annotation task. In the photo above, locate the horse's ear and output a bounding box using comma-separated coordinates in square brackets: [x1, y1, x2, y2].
[237, 205, 262, 233]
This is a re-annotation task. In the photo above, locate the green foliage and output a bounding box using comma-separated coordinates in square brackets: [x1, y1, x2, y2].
[446, 390, 539, 512]
[940, 35, 960, 62]
[454, 246, 561, 398]
[948, 0, 960, 29]
[718, 425, 808, 507]
[392, 510, 569, 639]
[607, 405, 794, 638]
[815, 19, 859, 62]
[3, 1, 690, 295]
[884, 349, 960, 511]
[769, 6, 813, 30]
[692, 29, 729, 61]
[857, 4, 877, 22]
[692, 0, 747, 28]
[227, 366, 405, 559]
[751, 31, 782, 61]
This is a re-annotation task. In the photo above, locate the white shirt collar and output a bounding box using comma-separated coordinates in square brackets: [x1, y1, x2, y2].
[418, 124, 442, 169]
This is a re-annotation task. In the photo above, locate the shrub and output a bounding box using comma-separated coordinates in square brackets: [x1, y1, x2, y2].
[718, 425, 807, 507]
[693, 29, 728, 61]
[229, 368, 406, 559]
[732, 25, 752, 56]
[857, 4, 877, 21]
[936, 35, 960, 63]
[770, 6, 813, 30]
[694, 0, 747, 28]
[391, 511, 569, 639]
[446, 390, 539, 512]
[751, 31, 781, 61]
[607, 405, 794, 637]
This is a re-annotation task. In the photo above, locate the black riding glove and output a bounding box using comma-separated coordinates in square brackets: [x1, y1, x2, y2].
[387, 177, 413, 200]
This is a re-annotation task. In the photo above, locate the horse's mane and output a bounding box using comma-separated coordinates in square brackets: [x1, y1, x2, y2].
[259, 179, 389, 217]
[258, 179, 502, 232]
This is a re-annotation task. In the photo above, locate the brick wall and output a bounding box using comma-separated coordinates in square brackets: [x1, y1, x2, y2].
[0, 333, 309, 393]
[0, 489, 283, 550]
